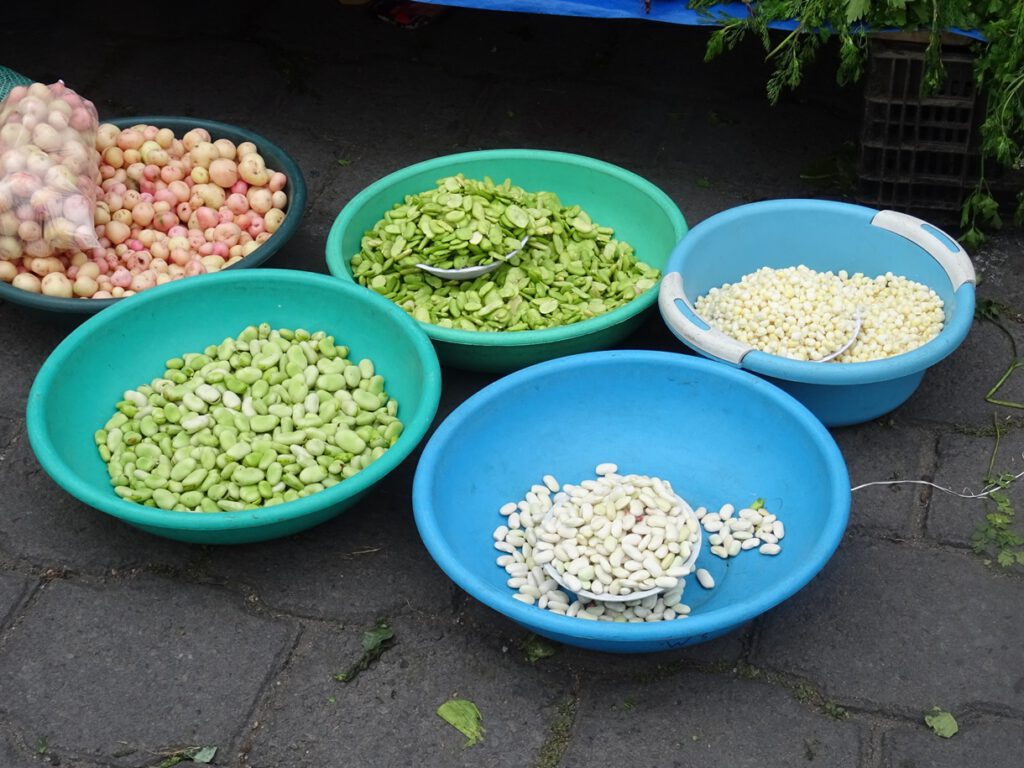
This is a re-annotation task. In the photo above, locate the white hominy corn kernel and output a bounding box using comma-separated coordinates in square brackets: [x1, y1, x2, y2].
[694, 265, 944, 362]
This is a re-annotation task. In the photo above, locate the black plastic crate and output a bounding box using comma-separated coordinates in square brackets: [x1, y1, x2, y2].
[856, 39, 980, 222]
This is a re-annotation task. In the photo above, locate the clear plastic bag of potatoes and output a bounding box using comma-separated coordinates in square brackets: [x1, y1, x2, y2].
[0, 80, 101, 264]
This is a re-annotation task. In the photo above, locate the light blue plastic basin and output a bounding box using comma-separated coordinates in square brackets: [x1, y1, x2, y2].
[658, 200, 976, 427]
[413, 350, 850, 653]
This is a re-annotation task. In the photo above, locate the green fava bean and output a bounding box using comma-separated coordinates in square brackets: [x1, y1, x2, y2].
[96, 325, 405, 514]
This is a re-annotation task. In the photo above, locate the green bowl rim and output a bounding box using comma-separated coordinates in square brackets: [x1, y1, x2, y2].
[0, 115, 308, 316]
[25, 268, 442, 534]
[325, 148, 687, 348]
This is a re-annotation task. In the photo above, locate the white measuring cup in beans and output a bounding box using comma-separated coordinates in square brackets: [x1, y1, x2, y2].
[536, 464, 702, 602]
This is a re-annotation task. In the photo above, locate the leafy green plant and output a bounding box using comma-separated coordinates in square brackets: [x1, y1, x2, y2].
[971, 416, 1024, 567]
[688, 0, 1024, 244]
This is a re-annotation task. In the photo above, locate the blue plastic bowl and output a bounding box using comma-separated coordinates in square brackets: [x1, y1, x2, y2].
[658, 200, 976, 427]
[26, 269, 441, 544]
[413, 350, 850, 653]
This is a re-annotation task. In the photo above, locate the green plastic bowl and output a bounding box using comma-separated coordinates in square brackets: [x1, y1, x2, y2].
[0, 116, 307, 322]
[25, 269, 441, 544]
[325, 149, 687, 372]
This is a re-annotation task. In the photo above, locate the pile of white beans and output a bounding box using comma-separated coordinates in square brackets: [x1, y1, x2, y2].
[491, 464, 788, 624]
[694, 265, 945, 362]
[696, 502, 784, 559]
[492, 465, 694, 622]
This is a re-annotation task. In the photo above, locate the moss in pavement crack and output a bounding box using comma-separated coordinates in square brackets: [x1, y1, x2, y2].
[535, 692, 580, 768]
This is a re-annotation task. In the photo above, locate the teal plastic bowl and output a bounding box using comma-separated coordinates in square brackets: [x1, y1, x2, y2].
[413, 351, 850, 653]
[26, 269, 441, 544]
[0, 116, 307, 322]
[325, 149, 687, 372]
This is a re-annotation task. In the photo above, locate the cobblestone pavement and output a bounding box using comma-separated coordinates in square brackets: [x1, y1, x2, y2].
[1, 3, 1022, 767]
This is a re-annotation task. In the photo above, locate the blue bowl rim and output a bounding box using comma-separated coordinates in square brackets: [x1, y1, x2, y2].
[0, 115, 308, 316]
[412, 349, 851, 645]
[325, 148, 688, 348]
[662, 199, 976, 385]
[25, 268, 442, 534]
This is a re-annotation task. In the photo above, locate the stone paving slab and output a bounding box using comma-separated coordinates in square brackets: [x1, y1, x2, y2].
[454, 586, 751, 674]
[202, 494, 461, 621]
[0, 575, 297, 766]
[0, 573, 34, 629]
[752, 538, 1024, 715]
[833, 422, 937, 538]
[898, 320, 1024, 427]
[927, 429, 1024, 549]
[0, 731, 52, 768]
[242, 614, 570, 768]
[0, 308, 67, 424]
[0, 434, 194, 571]
[0, 415, 21, 459]
[881, 717, 1024, 768]
[562, 670, 864, 768]
[973, 231, 1024, 311]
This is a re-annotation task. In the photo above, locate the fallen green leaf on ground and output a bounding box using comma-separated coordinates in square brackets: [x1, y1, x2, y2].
[521, 634, 559, 663]
[362, 623, 395, 651]
[191, 746, 217, 764]
[924, 707, 959, 738]
[155, 745, 218, 767]
[334, 621, 395, 683]
[437, 698, 484, 747]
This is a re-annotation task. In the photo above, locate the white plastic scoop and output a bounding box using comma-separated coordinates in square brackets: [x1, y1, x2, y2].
[416, 236, 528, 281]
[814, 308, 863, 363]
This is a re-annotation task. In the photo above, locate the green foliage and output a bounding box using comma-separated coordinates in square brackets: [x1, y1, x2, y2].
[690, 0, 1024, 244]
[333, 621, 396, 683]
[520, 633, 559, 663]
[971, 418, 1024, 567]
[924, 707, 959, 738]
[436, 699, 485, 747]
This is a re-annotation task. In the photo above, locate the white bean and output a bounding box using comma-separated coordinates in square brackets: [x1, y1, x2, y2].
[696, 568, 715, 589]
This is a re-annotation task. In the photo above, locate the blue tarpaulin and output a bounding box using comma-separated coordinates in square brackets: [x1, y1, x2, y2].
[428, 1, 984, 41]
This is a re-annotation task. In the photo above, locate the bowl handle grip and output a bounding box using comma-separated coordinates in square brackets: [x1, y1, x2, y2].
[658, 272, 752, 366]
[870, 210, 976, 290]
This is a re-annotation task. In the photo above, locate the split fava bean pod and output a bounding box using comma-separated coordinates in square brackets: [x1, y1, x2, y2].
[351, 174, 660, 332]
[95, 324, 403, 513]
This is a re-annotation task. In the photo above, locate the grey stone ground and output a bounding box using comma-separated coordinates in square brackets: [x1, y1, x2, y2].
[1, 2, 1023, 767]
